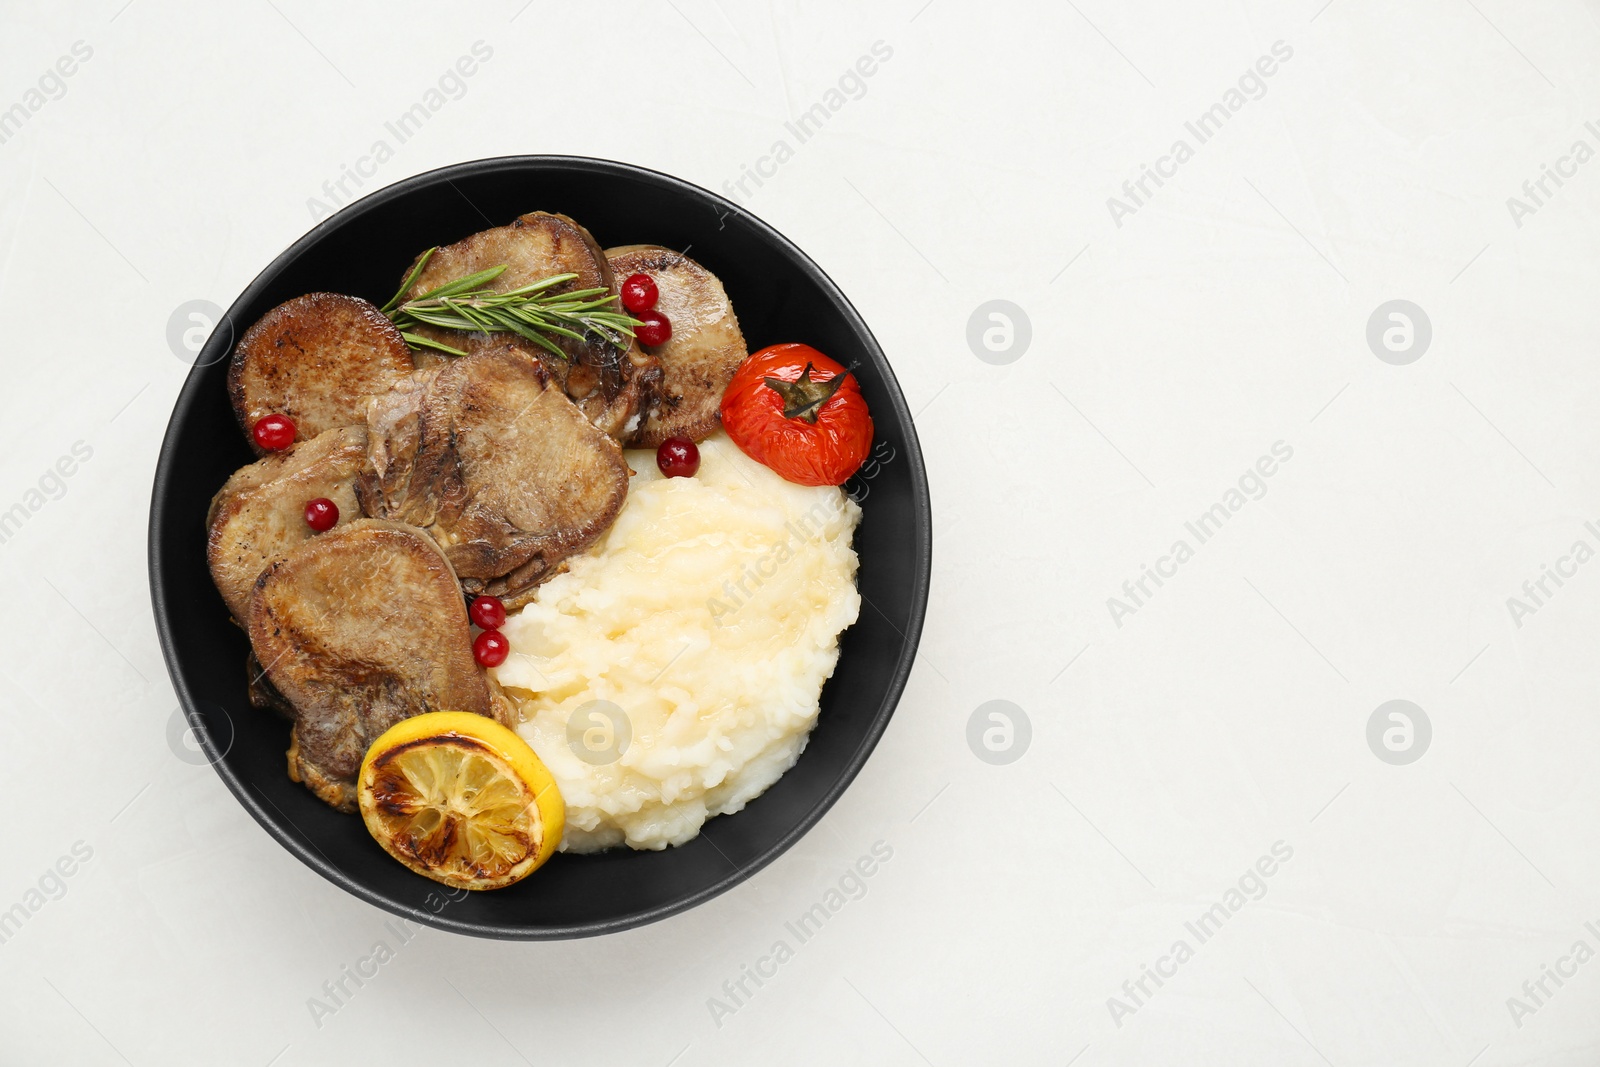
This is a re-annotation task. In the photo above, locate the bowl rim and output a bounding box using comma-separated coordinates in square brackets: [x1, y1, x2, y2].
[148, 154, 932, 939]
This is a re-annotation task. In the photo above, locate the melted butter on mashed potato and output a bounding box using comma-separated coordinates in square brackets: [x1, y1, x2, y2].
[491, 431, 861, 852]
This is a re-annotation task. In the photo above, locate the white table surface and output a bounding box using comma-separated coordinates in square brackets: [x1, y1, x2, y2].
[4, 1, 1600, 1063]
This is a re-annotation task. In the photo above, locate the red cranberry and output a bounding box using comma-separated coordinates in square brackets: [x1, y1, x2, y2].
[620, 273, 658, 314]
[469, 595, 506, 630]
[253, 413, 296, 451]
[656, 437, 700, 478]
[635, 310, 672, 347]
[474, 630, 510, 667]
[304, 498, 338, 532]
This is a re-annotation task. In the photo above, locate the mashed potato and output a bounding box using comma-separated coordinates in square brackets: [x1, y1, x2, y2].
[490, 431, 861, 852]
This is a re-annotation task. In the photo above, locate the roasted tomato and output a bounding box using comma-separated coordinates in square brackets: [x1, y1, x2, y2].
[720, 343, 873, 486]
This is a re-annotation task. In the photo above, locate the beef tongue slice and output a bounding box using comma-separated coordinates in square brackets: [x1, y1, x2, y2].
[603, 245, 748, 447]
[358, 343, 629, 608]
[247, 518, 506, 812]
[229, 293, 415, 452]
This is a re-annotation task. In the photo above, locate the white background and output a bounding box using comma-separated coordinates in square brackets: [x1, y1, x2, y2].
[3, 0, 1599, 1064]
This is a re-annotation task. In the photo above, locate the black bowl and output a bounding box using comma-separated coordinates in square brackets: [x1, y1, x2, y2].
[148, 156, 931, 939]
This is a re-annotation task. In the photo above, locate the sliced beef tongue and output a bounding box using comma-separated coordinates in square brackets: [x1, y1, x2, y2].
[358, 342, 629, 609]
[229, 293, 414, 453]
[397, 211, 662, 442]
[603, 245, 748, 447]
[206, 425, 367, 623]
[247, 519, 507, 812]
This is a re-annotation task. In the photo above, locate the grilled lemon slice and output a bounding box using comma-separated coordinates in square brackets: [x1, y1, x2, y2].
[357, 712, 564, 890]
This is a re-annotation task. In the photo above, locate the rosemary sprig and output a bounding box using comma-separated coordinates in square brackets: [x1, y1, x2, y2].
[382, 247, 640, 359]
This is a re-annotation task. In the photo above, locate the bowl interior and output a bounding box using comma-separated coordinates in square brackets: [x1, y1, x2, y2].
[150, 156, 930, 938]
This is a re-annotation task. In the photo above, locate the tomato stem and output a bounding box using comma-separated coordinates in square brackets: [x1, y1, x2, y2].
[762, 363, 846, 424]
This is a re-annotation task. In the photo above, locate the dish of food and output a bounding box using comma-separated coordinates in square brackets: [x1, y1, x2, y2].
[210, 201, 871, 874]
[150, 156, 929, 938]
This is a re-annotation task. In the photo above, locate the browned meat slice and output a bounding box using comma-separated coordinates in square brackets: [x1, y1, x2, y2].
[398, 211, 661, 441]
[604, 245, 748, 447]
[358, 343, 628, 608]
[206, 426, 366, 622]
[229, 293, 414, 453]
[247, 519, 508, 812]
